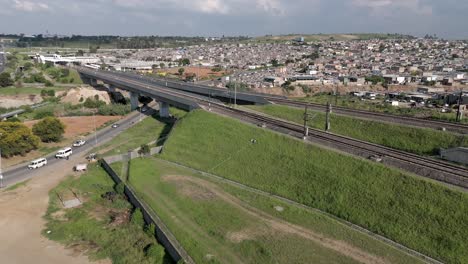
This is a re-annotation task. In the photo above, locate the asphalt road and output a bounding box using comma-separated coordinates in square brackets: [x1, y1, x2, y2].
[1, 108, 155, 188]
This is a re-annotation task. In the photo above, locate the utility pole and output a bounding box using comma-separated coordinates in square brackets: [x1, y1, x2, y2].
[325, 102, 332, 132]
[0, 148, 3, 188]
[303, 106, 312, 139]
[456, 90, 463, 122]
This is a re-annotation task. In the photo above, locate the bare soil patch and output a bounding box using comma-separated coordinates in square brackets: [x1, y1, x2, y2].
[61, 86, 112, 105]
[162, 175, 216, 200]
[24, 116, 121, 138]
[0, 153, 108, 264]
[0, 94, 43, 108]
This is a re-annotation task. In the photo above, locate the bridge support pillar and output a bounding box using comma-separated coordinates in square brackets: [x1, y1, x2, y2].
[108, 84, 116, 92]
[130, 91, 139, 111]
[159, 102, 170, 118]
[90, 78, 98, 86]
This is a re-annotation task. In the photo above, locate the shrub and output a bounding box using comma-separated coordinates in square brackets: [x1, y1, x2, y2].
[0, 72, 13, 87]
[34, 110, 55, 119]
[32, 116, 65, 142]
[84, 97, 106, 109]
[138, 144, 150, 155]
[0, 122, 40, 157]
[145, 243, 165, 261]
[144, 223, 156, 237]
[44, 80, 54, 87]
[115, 182, 125, 195]
[131, 208, 145, 228]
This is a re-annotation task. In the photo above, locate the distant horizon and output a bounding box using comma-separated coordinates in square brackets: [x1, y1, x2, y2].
[1, 32, 465, 40]
[0, 0, 466, 40]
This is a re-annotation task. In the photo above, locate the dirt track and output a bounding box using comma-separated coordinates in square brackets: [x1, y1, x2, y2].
[0, 153, 106, 264]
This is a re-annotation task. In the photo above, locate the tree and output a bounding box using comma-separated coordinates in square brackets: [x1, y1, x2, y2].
[178, 68, 185, 76]
[76, 50, 84, 56]
[159, 62, 165, 69]
[32, 117, 65, 142]
[0, 72, 13, 87]
[0, 122, 40, 157]
[271, 59, 279, 67]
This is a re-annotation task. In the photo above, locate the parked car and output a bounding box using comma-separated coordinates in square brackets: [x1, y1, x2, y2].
[56, 147, 72, 159]
[86, 153, 98, 162]
[28, 158, 47, 169]
[112, 123, 120, 128]
[74, 164, 87, 172]
[73, 139, 86, 147]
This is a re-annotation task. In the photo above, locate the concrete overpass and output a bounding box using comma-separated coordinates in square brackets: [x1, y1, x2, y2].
[77, 67, 201, 118]
[85, 70, 282, 105]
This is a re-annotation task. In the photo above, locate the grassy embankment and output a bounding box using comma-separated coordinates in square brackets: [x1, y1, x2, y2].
[112, 158, 422, 264]
[43, 164, 171, 264]
[160, 110, 468, 264]
[247, 104, 468, 155]
[297, 94, 465, 123]
[93, 108, 187, 157]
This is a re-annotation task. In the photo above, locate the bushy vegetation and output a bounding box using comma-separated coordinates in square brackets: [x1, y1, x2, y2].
[0, 72, 13, 87]
[161, 110, 468, 263]
[0, 121, 40, 157]
[32, 116, 65, 142]
[43, 164, 170, 264]
[97, 103, 131, 116]
[248, 104, 468, 155]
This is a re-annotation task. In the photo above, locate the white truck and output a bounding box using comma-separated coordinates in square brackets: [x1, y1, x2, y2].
[74, 164, 87, 172]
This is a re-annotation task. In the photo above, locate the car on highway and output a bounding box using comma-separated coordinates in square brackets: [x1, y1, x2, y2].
[28, 158, 47, 169]
[112, 123, 120, 128]
[56, 147, 73, 159]
[72, 139, 86, 147]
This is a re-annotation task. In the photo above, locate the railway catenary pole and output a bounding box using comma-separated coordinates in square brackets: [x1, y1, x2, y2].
[456, 90, 463, 122]
[325, 102, 331, 132]
[303, 106, 310, 138]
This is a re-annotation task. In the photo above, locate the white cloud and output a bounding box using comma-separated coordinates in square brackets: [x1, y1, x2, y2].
[13, 0, 49, 12]
[256, 0, 284, 15]
[352, 0, 432, 15]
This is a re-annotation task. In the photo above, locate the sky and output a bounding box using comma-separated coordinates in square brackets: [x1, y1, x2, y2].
[0, 0, 467, 39]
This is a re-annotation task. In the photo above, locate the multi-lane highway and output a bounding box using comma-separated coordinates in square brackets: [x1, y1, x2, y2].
[1, 108, 154, 188]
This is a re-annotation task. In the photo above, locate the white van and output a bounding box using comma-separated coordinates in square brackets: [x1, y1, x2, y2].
[28, 158, 47, 169]
[56, 147, 73, 159]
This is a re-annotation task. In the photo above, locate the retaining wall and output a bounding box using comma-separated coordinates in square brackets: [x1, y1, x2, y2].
[101, 159, 194, 264]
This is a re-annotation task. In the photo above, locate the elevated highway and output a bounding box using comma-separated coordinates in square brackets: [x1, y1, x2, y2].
[77, 68, 281, 106]
[77, 67, 201, 117]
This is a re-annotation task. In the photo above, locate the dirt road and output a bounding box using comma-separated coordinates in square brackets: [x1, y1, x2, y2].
[0, 154, 103, 264]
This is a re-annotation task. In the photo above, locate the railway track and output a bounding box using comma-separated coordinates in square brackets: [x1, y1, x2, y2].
[268, 97, 468, 134]
[87, 70, 468, 189]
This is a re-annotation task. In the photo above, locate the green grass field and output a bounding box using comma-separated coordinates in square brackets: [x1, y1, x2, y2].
[43, 164, 170, 264]
[160, 110, 468, 263]
[118, 158, 422, 264]
[247, 104, 468, 155]
[93, 113, 174, 157]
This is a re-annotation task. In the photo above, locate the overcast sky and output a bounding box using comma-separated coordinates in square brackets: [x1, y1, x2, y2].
[0, 0, 467, 39]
